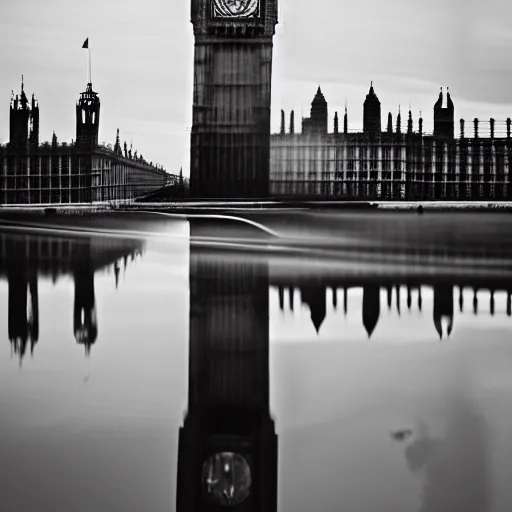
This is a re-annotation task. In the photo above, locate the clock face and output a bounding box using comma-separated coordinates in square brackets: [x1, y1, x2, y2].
[212, 0, 260, 18]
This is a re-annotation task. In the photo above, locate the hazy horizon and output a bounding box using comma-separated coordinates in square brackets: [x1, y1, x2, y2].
[1, 0, 512, 176]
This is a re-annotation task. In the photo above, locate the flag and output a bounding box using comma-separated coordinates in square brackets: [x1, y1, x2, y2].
[82, 38, 89, 49]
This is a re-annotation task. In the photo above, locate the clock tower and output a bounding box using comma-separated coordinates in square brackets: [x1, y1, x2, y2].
[176, 219, 278, 511]
[189, 0, 278, 199]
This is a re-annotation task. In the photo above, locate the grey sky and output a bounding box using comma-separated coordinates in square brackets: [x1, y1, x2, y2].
[1, 0, 512, 175]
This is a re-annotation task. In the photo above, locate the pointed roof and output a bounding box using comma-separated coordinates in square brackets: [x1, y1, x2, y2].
[434, 87, 443, 109]
[365, 81, 380, 104]
[311, 307, 326, 334]
[312, 86, 327, 106]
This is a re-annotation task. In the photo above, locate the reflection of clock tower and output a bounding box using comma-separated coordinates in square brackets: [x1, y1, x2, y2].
[177, 220, 278, 511]
[189, 0, 278, 199]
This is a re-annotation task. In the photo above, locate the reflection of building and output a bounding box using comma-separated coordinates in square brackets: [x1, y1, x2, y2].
[273, 282, 511, 339]
[271, 86, 512, 200]
[300, 285, 326, 333]
[0, 78, 169, 204]
[189, 0, 278, 198]
[362, 285, 380, 338]
[433, 285, 454, 340]
[7, 268, 38, 362]
[73, 261, 98, 355]
[177, 220, 278, 511]
[1, 227, 144, 358]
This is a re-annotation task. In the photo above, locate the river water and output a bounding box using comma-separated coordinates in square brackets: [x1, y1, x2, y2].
[0, 211, 511, 512]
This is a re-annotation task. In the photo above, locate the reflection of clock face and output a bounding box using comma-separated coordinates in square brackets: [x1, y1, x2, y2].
[212, 0, 260, 18]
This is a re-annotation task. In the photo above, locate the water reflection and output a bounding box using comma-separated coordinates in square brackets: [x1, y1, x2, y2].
[276, 280, 512, 340]
[404, 398, 490, 512]
[177, 219, 278, 511]
[0, 229, 144, 360]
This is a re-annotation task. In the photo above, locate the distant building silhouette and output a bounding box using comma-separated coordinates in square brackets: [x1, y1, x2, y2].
[433, 87, 454, 139]
[302, 87, 328, 135]
[271, 86, 512, 200]
[0, 78, 169, 204]
[363, 82, 381, 136]
[177, 219, 278, 511]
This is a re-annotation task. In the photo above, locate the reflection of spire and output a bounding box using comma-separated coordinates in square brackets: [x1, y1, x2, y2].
[473, 288, 478, 315]
[8, 270, 39, 363]
[300, 285, 326, 334]
[387, 286, 392, 310]
[507, 291, 511, 317]
[332, 287, 337, 309]
[418, 287, 423, 311]
[289, 287, 294, 311]
[407, 286, 412, 310]
[343, 287, 348, 315]
[362, 286, 380, 339]
[433, 285, 454, 340]
[114, 261, 120, 289]
[396, 286, 401, 315]
[278, 286, 284, 311]
[73, 265, 98, 356]
[459, 286, 464, 312]
[490, 290, 495, 316]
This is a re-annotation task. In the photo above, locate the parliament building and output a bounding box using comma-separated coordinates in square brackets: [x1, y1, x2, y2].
[270, 85, 512, 200]
[0, 79, 169, 205]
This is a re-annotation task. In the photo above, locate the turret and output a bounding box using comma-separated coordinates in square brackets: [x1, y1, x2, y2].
[280, 109, 285, 134]
[29, 93, 39, 146]
[396, 106, 401, 134]
[76, 82, 100, 148]
[114, 128, 122, 156]
[9, 76, 37, 149]
[433, 87, 454, 138]
[343, 105, 348, 134]
[289, 110, 295, 134]
[363, 82, 381, 135]
[407, 110, 413, 135]
[334, 112, 339, 135]
[387, 112, 393, 134]
[302, 86, 328, 135]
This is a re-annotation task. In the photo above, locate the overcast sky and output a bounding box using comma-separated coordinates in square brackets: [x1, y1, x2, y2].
[2, 0, 512, 175]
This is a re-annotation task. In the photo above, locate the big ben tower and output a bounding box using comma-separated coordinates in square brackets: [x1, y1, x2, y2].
[190, 0, 279, 199]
